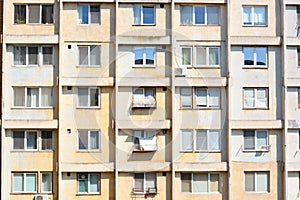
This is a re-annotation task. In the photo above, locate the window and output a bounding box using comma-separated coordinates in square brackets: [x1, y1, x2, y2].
[78, 5, 100, 24]
[14, 4, 53, 24]
[12, 173, 37, 193]
[41, 131, 53, 150]
[133, 5, 155, 25]
[299, 88, 300, 109]
[243, 88, 268, 109]
[13, 131, 37, 150]
[132, 87, 156, 108]
[243, 6, 267, 26]
[41, 173, 52, 193]
[180, 88, 220, 109]
[297, 48, 300, 67]
[243, 130, 268, 151]
[133, 173, 157, 194]
[77, 87, 100, 108]
[180, 6, 219, 25]
[243, 47, 267, 67]
[78, 173, 100, 194]
[181, 46, 220, 67]
[245, 171, 270, 192]
[78, 130, 100, 150]
[78, 45, 101, 66]
[134, 47, 155, 66]
[133, 130, 157, 151]
[181, 173, 220, 193]
[13, 46, 54, 66]
[13, 87, 53, 108]
[298, 7, 300, 37]
[181, 130, 221, 152]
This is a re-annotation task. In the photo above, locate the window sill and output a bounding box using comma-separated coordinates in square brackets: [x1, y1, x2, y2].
[76, 150, 101, 153]
[132, 65, 156, 68]
[11, 192, 37, 194]
[245, 191, 270, 194]
[11, 107, 53, 109]
[180, 150, 221, 153]
[76, 65, 101, 68]
[242, 25, 268, 27]
[132, 24, 156, 26]
[77, 24, 101, 26]
[180, 24, 220, 26]
[76, 193, 101, 196]
[190, 65, 221, 69]
[76, 107, 101, 109]
[13, 24, 54, 26]
[11, 150, 53, 152]
[179, 108, 221, 110]
[12, 65, 54, 68]
[242, 149, 269, 152]
[242, 66, 268, 69]
[243, 108, 269, 110]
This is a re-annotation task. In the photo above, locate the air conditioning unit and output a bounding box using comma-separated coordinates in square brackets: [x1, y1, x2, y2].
[174, 67, 187, 77]
[260, 145, 271, 151]
[34, 194, 48, 200]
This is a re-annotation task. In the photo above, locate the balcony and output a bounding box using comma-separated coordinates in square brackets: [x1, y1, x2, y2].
[132, 187, 157, 195]
[132, 97, 156, 108]
[133, 131, 158, 152]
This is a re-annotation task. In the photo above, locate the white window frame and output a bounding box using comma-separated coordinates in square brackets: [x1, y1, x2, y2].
[242, 6, 267, 26]
[244, 171, 270, 193]
[14, 4, 54, 24]
[13, 87, 53, 108]
[195, 88, 220, 108]
[133, 47, 156, 66]
[77, 173, 100, 194]
[12, 130, 38, 151]
[41, 172, 53, 193]
[243, 130, 269, 151]
[77, 45, 101, 66]
[180, 172, 220, 193]
[243, 87, 268, 109]
[78, 5, 101, 25]
[181, 46, 192, 67]
[133, 173, 157, 194]
[243, 47, 268, 68]
[132, 87, 156, 108]
[77, 87, 101, 108]
[12, 172, 37, 193]
[133, 4, 156, 25]
[78, 130, 101, 151]
[180, 6, 219, 25]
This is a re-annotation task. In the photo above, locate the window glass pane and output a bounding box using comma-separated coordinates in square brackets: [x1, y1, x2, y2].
[90, 174, 99, 193]
[146, 173, 156, 189]
[41, 88, 52, 107]
[297, 48, 300, 67]
[14, 46, 26, 65]
[78, 173, 88, 193]
[78, 5, 88, 24]
[209, 131, 220, 150]
[257, 172, 269, 192]
[26, 174, 36, 192]
[209, 48, 219, 65]
[14, 5, 26, 24]
[207, 7, 219, 25]
[13, 131, 24, 149]
[196, 47, 206, 65]
[27, 131, 37, 150]
[28, 47, 38, 65]
[79, 46, 88, 65]
[134, 48, 143, 65]
[245, 172, 255, 191]
[181, 173, 191, 192]
[180, 6, 192, 24]
[28, 5, 40, 23]
[209, 88, 220, 107]
[79, 130, 89, 150]
[90, 131, 99, 150]
[195, 88, 207, 107]
[145, 47, 155, 65]
[14, 87, 25, 107]
[181, 88, 192, 108]
[244, 131, 255, 150]
[78, 88, 88, 107]
[182, 48, 191, 65]
[195, 6, 205, 24]
[244, 89, 255, 108]
[256, 48, 267, 65]
[297, 7, 300, 24]
[256, 131, 268, 149]
[145, 88, 154, 98]
[256, 88, 268, 108]
[298, 88, 300, 109]
[42, 47, 53, 65]
[254, 6, 266, 25]
[193, 173, 208, 192]
[42, 174, 52, 192]
[243, 7, 252, 25]
[90, 88, 99, 107]
[181, 130, 193, 151]
[210, 174, 219, 192]
[196, 130, 207, 150]
[90, 46, 100, 65]
[133, 5, 141, 25]
[41, 131, 53, 150]
[90, 6, 100, 24]
[13, 174, 24, 192]
[244, 48, 254, 65]
[27, 88, 39, 107]
[134, 173, 144, 191]
[143, 6, 154, 24]
[42, 5, 53, 24]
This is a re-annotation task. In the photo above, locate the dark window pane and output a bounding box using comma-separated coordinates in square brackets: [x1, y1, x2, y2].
[28, 47, 38, 65]
[79, 130, 88, 149]
[13, 131, 25, 149]
[14, 46, 26, 65]
[207, 7, 219, 25]
[28, 5, 40, 23]
[43, 47, 53, 65]
[244, 131, 255, 150]
[42, 5, 53, 24]
[79, 46, 88, 65]
[181, 173, 191, 192]
[41, 131, 53, 150]
[90, 6, 100, 24]
[14, 5, 26, 24]
[90, 88, 99, 107]
[26, 131, 37, 150]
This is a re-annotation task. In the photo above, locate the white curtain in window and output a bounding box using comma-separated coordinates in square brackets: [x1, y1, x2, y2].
[256, 131, 267, 149]
[78, 130, 89, 150]
[243, 7, 252, 25]
[26, 174, 36, 192]
[254, 7, 266, 25]
[181, 88, 192, 108]
[78, 88, 88, 107]
[79, 46, 88, 65]
[195, 88, 207, 107]
[245, 172, 255, 191]
[182, 48, 191, 65]
[244, 89, 254, 108]
[196, 130, 207, 150]
[13, 174, 24, 192]
[90, 46, 100, 65]
[42, 174, 52, 192]
[209, 88, 220, 107]
[146, 173, 156, 189]
[209, 48, 219, 65]
[181, 130, 193, 150]
[14, 87, 25, 106]
[256, 89, 267, 108]
[207, 7, 219, 25]
[193, 173, 208, 192]
[180, 6, 193, 24]
[28, 5, 40, 23]
[209, 131, 220, 150]
[90, 174, 99, 192]
[196, 47, 206, 65]
[210, 174, 219, 192]
[257, 172, 269, 192]
[14, 46, 26, 65]
[134, 173, 144, 190]
[90, 131, 99, 150]
[41, 88, 52, 107]
[27, 88, 39, 107]
[133, 5, 141, 25]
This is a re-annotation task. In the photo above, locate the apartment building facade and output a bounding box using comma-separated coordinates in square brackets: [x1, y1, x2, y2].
[0, 0, 297, 200]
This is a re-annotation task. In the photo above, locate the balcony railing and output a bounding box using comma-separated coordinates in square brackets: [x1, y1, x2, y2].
[132, 187, 157, 194]
[133, 143, 158, 152]
[132, 97, 156, 108]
